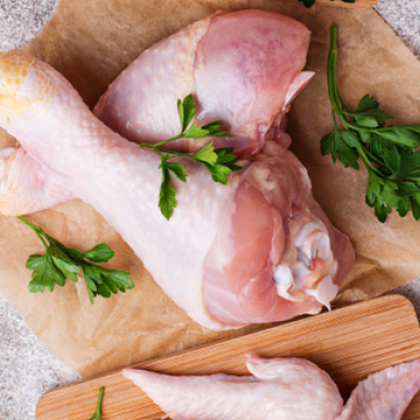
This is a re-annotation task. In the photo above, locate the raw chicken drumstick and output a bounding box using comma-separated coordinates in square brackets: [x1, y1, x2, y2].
[123, 355, 420, 420]
[0, 50, 354, 329]
[0, 9, 313, 216]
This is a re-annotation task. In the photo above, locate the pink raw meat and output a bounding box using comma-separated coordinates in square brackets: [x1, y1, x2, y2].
[94, 10, 314, 155]
[123, 356, 420, 420]
[123, 355, 344, 420]
[0, 10, 313, 215]
[0, 146, 75, 215]
[336, 358, 420, 420]
[0, 43, 353, 328]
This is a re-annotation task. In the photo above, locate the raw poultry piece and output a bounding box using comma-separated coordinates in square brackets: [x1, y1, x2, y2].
[0, 9, 313, 216]
[94, 9, 314, 155]
[0, 50, 354, 329]
[0, 146, 75, 215]
[123, 355, 344, 420]
[123, 355, 420, 420]
[336, 358, 420, 420]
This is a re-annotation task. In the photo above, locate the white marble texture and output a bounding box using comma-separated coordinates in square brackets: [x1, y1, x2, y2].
[0, 0, 419, 419]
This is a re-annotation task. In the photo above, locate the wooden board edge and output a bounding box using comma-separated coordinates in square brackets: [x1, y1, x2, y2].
[38, 294, 417, 403]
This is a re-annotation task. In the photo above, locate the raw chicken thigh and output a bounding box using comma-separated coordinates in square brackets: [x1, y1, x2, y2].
[94, 10, 314, 155]
[123, 355, 420, 420]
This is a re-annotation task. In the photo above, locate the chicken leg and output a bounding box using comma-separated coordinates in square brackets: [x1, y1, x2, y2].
[0, 50, 353, 329]
[0, 10, 313, 216]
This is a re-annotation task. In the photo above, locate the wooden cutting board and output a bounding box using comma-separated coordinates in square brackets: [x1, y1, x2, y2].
[287, 0, 378, 7]
[37, 294, 420, 420]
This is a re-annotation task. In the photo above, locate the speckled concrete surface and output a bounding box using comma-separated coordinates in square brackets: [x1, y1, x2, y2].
[0, 0, 57, 51]
[0, 0, 420, 419]
[0, 296, 81, 419]
[375, 0, 420, 58]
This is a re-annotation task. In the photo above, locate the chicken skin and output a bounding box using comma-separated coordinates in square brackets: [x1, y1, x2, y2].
[0, 9, 313, 215]
[0, 14, 354, 329]
[123, 355, 420, 420]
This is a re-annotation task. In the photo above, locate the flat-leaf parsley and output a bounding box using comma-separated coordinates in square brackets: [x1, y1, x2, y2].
[18, 216, 133, 302]
[140, 94, 241, 220]
[321, 26, 420, 223]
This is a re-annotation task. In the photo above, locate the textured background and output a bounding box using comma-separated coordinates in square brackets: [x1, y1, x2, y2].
[0, 0, 419, 419]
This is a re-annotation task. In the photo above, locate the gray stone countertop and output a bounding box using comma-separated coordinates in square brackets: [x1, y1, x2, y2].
[0, 0, 420, 419]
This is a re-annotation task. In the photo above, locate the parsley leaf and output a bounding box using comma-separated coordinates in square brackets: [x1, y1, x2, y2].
[298, 0, 316, 7]
[195, 143, 242, 184]
[321, 25, 420, 223]
[321, 129, 359, 169]
[194, 142, 218, 165]
[410, 193, 420, 220]
[83, 243, 115, 263]
[183, 122, 211, 139]
[206, 163, 232, 185]
[202, 121, 227, 137]
[214, 147, 238, 164]
[298, 0, 354, 8]
[166, 161, 189, 182]
[28, 255, 66, 292]
[356, 94, 379, 112]
[178, 95, 196, 132]
[142, 95, 241, 220]
[159, 159, 178, 220]
[18, 216, 134, 303]
[353, 109, 393, 128]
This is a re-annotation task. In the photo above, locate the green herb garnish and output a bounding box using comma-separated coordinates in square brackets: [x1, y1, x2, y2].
[140, 94, 241, 220]
[321, 25, 420, 223]
[89, 387, 104, 420]
[299, 0, 355, 8]
[18, 216, 134, 302]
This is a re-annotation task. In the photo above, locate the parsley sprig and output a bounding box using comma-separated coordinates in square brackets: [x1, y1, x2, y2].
[321, 25, 420, 223]
[18, 216, 134, 303]
[89, 387, 104, 420]
[140, 94, 242, 220]
[299, 0, 355, 8]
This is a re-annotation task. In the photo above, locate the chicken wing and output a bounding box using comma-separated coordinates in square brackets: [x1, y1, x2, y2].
[123, 356, 420, 420]
[123, 355, 344, 420]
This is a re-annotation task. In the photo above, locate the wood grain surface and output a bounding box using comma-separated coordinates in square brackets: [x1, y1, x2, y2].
[285, 0, 378, 8]
[37, 295, 420, 419]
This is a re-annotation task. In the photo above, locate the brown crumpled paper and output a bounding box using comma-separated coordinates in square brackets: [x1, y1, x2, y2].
[0, 0, 419, 377]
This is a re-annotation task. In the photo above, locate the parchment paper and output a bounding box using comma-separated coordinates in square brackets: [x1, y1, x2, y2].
[1, 0, 419, 377]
